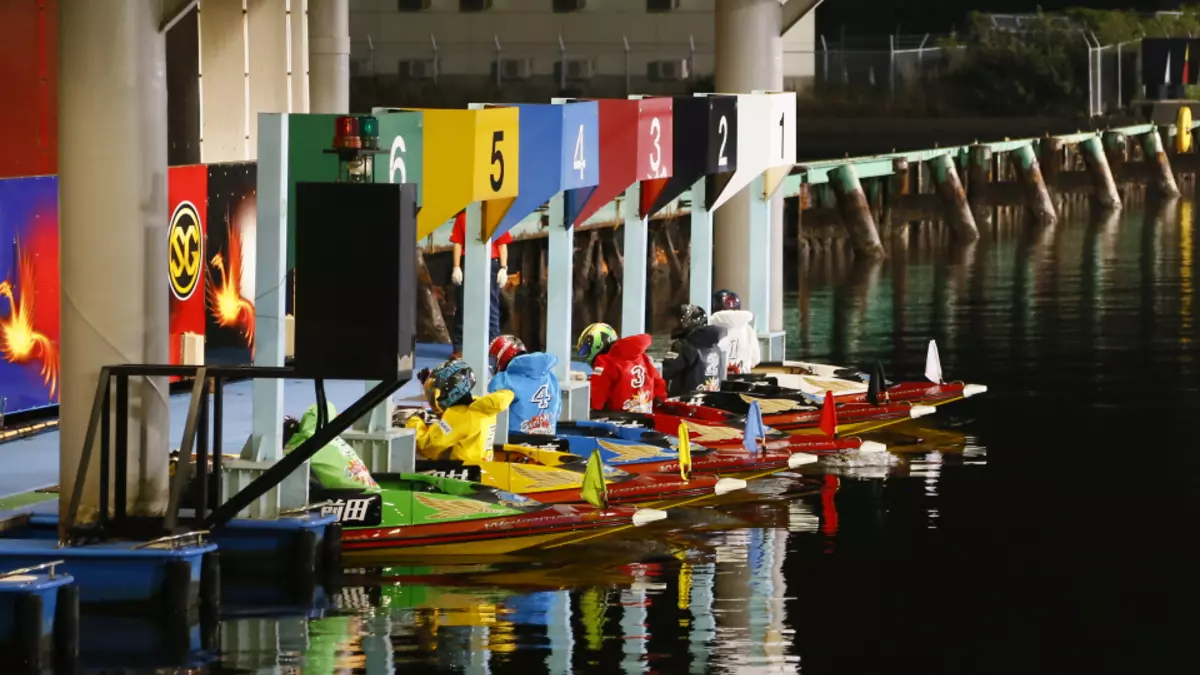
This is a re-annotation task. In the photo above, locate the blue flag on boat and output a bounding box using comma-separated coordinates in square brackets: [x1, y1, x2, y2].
[743, 400, 766, 453]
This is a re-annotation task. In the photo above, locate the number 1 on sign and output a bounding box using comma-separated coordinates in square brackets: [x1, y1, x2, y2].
[778, 113, 785, 159]
[573, 124, 586, 179]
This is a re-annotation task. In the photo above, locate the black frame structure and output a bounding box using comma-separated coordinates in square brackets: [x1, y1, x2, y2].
[62, 364, 408, 545]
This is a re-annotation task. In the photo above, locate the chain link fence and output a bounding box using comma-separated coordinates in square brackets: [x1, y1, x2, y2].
[348, 33, 1144, 117]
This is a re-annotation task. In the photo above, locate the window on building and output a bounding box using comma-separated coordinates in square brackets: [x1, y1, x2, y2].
[397, 0, 430, 10]
[647, 0, 680, 12]
[460, 0, 493, 11]
[553, 0, 587, 11]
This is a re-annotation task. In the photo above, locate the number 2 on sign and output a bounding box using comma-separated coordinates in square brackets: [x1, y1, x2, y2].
[532, 384, 552, 410]
[630, 365, 647, 389]
[490, 130, 505, 191]
[647, 117, 664, 178]
[717, 115, 728, 167]
[573, 124, 586, 179]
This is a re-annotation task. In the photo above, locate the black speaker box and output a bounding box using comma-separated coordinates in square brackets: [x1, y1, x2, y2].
[293, 181, 417, 380]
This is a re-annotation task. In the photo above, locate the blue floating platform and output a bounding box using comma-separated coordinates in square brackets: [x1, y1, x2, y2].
[0, 564, 75, 663]
[209, 511, 336, 559]
[0, 537, 214, 606]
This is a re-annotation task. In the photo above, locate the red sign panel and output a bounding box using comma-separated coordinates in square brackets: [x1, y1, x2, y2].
[635, 97, 674, 182]
[168, 164, 208, 379]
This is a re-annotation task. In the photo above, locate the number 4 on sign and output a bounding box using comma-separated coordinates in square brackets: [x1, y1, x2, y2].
[573, 124, 586, 179]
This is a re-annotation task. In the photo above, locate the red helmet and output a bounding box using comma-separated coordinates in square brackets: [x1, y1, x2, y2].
[489, 335, 526, 372]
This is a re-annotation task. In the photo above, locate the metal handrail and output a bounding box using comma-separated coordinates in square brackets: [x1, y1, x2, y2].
[0, 560, 66, 580]
[279, 500, 334, 517]
[132, 530, 209, 550]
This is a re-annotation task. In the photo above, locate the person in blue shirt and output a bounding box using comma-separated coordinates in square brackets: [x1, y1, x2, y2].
[487, 335, 561, 435]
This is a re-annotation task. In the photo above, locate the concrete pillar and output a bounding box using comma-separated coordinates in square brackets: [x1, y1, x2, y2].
[247, 0, 290, 149]
[308, 0, 349, 114]
[967, 145, 992, 225]
[713, 0, 785, 332]
[1012, 144, 1057, 227]
[290, 0, 310, 113]
[199, 0, 249, 162]
[930, 153, 979, 241]
[829, 164, 884, 259]
[1080, 136, 1121, 210]
[59, 0, 170, 529]
[1142, 129, 1181, 197]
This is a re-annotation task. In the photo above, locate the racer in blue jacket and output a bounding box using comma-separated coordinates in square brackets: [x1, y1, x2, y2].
[486, 335, 561, 435]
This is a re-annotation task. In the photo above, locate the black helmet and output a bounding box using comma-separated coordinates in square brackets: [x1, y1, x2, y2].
[282, 416, 301, 446]
[673, 304, 708, 338]
[424, 359, 476, 413]
[712, 289, 741, 313]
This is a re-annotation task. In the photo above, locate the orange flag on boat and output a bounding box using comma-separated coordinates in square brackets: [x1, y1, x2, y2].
[1185, 44, 1191, 84]
[818, 390, 837, 437]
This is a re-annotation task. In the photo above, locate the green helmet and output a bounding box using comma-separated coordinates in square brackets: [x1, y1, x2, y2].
[576, 323, 617, 365]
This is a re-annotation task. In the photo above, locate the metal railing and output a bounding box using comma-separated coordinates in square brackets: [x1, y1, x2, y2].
[63, 363, 409, 545]
[0, 560, 66, 580]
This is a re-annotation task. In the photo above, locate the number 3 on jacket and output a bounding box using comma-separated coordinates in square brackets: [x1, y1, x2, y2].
[630, 365, 647, 389]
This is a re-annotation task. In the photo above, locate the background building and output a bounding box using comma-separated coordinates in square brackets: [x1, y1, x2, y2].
[347, 0, 817, 106]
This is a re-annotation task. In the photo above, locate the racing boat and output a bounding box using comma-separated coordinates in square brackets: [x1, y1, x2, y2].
[413, 444, 748, 509]
[507, 428, 819, 479]
[329, 472, 669, 558]
[742, 340, 987, 408]
[657, 391, 933, 436]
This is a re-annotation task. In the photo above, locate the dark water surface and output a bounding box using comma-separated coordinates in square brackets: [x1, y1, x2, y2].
[205, 195, 1200, 674]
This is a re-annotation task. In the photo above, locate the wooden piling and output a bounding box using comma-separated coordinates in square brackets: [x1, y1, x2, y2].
[1142, 129, 1181, 197]
[930, 153, 979, 241]
[967, 144, 992, 225]
[1012, 144, 1057, 226]
[1080, 136, 1122, 210]
[829, 164, 885, 259]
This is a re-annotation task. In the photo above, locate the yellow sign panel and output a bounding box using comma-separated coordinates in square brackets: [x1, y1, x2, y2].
[405, 107, 521, 238]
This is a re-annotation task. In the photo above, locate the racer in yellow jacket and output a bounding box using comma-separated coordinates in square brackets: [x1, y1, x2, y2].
[405, 359, 514, 463]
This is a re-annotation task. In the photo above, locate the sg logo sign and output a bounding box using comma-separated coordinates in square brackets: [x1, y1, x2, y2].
[168, 201, 203, 300]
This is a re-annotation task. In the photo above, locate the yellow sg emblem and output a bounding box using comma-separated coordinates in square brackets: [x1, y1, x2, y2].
[1177, 105, 1193, 154]
[168, 201, 203, 300]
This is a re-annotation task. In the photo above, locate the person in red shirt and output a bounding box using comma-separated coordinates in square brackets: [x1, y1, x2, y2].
[449, 210, 512, 356]
[576, 323, 666, 414]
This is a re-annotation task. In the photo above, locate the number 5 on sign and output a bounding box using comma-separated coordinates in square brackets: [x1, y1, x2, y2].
[473, 108, 520, 200]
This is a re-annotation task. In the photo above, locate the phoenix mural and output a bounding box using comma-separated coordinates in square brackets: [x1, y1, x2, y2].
[0, 176, 60, 412]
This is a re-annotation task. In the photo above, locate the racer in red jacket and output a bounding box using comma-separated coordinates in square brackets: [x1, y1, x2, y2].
[576, 323, 666, 414]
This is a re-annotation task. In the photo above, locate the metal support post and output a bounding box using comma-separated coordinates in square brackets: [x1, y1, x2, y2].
[621, 183, 648, 336]
[689, 177, 712, 310]
[463, 202, 491, 395]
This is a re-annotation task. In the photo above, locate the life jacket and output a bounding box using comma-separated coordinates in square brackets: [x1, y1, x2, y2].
[406, 390, 515, 463]
[488, 351, 561, 435]
[589, 334, 666, 413]
[710, 309, 760, 375]
[286, 403, 379, 492]
[661, 325, 726, 397]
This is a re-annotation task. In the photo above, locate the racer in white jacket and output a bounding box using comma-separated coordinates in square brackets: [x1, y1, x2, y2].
[709, 290, 760, 376]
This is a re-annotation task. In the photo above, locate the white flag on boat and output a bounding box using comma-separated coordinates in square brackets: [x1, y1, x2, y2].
[1167, 50, 1172, 84]
[925, 340, 943, 384]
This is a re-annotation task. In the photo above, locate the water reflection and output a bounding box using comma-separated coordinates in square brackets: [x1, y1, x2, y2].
[191, 197, 1200, 674]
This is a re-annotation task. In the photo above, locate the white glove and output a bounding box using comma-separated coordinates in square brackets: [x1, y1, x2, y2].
[496, 266, 508, 286]
[451, 266, 463, 285]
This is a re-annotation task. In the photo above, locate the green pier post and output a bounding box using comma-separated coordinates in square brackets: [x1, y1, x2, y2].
[1103, 131, 1127, 179]
[1141, 128, 1181, 197]
[829, 163, 885, 259]
[887, 157, 909, 229]
[930, 153, 979, 241]
[1012, 144, 1057, 226]
[967, 144, 992, 226]
[1080, 136, 1121, 210]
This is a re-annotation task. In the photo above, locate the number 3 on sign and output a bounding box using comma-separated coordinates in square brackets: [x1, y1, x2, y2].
[573, 124, 586, 179]
[490, 130, 505, 191]
[648, 118, 663, 177]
